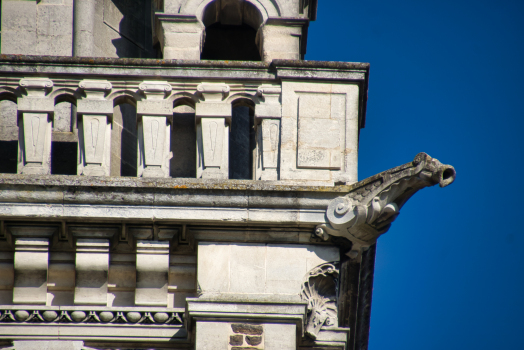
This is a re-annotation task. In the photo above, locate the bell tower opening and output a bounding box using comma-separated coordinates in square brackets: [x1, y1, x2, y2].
[200, 0, 263, 61]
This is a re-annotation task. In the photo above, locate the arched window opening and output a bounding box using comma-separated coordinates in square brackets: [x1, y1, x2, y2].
[201, 1, 262, 61]
[171, 102, 197, 178]
[112, 100, 138, 177]
[0, 98, 18, 174]
[51, 100, 77, 175]
[229, 102, 255, 180]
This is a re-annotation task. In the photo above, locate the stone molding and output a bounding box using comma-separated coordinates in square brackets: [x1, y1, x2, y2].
[315, 153, 456, 259]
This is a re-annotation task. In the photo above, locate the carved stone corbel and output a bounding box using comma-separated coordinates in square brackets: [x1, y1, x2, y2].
[301, 262, 339, 339]
[316, 153, 456, 260]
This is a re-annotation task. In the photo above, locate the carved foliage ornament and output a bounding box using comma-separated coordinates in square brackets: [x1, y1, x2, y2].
[316, 153, 456, 259]
[301, 262, 339, 339]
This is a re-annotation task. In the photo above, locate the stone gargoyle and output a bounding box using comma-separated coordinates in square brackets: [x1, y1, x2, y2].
[315, 153, 456, 260]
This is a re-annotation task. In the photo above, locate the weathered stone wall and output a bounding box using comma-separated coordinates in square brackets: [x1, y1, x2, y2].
[0, 0, 73, 56]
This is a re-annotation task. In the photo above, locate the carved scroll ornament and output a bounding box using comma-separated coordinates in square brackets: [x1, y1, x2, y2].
[316, 153, 456, 259]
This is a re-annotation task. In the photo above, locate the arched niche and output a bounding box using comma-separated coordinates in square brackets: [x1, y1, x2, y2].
[229, 97, 256, 179]
[0, 91, 19, 174]
[200, 0, 264, 61]
[51, 93, 79, 175]
[171, 97, 197, 178]
[112, 94, 139, 177]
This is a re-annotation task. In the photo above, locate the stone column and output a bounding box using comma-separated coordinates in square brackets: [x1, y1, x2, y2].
[135, 241, 169, 307]
[74, 239, 109, 306]
[136, 82, 173, 178]
[195, 84, 231, 179]
[17, 78, 54, 175]
[77, 80, 113, 176]
[255, 85, 282, 180]
[13, 238, 49, 305]
[73, 0, 96, 57]
[156, 14, 205, 60]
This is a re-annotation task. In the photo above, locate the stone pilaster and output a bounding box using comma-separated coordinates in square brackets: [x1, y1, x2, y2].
[156, 14, 204, 60]
[77, 80, 113, 176]
[17, 78, 54, 175]
[195, 83, 231, 179]
[137, 82, 173, 178]
[255, 85, 282, 180]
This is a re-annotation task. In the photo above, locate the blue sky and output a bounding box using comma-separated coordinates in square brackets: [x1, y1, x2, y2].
[306, 1, 524, 349]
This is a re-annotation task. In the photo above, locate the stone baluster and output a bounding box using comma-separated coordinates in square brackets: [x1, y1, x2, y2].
[255, 85, 282, 180]
[137, 81, 173, 178]
[135, 241, 170, 306]
[195, 83, 231, 179]
[13, 238, 49, 305]
[74, 239, 109, 306]
[17, 78, 54, 175]
[77, 80, 113, 176]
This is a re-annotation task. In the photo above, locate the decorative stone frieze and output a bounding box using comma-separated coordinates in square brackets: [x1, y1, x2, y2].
[0, 308, 183, 325]
[316, 153, 456, 259]
[17, 78, 54, 175]
[301, 262, 340, 339]
[196, 83, 231, 179]
[77, 80, 113, 177]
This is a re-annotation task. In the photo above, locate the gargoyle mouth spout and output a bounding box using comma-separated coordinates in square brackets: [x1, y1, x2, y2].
[439, 164, 456, 188]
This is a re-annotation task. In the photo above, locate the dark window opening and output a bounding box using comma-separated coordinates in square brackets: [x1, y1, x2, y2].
[0, 140, 18, 173]
[201, 23, 261, 61]
[171, 104, 197, 178]
[229, 106, 255, 179]
[51, 142, 77, 175]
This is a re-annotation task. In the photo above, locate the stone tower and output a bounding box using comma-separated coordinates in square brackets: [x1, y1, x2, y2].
[0, 1, 455, 349]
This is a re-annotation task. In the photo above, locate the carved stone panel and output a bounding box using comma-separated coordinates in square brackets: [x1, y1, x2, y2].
[22, 113, 48, 163]
[143, 117, 167, 165]
[297, 93, 345, 169]
[280, 82, 360, 184]
[78, 115, 111, 176]
[82, 116, 107, 164]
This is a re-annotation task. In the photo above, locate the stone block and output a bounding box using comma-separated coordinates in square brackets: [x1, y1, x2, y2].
[135, 240, 169, 306]
[230, 243, 266, 294]
[74, 239, 109, 306]
[197, 242, 339, 296]
[169, 264, 196, 292]
[195, 321, 230, 350]
[264, 323, 296, 350]
[280, 82, 360, 184]
[1, 1, 37, 55]
[13, 238, 49, 305]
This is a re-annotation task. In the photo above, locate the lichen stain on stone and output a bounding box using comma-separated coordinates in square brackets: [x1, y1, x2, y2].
[172, 185, 188, 189]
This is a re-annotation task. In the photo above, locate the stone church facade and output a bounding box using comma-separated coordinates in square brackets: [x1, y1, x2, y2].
[0, 1, 455, 349]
